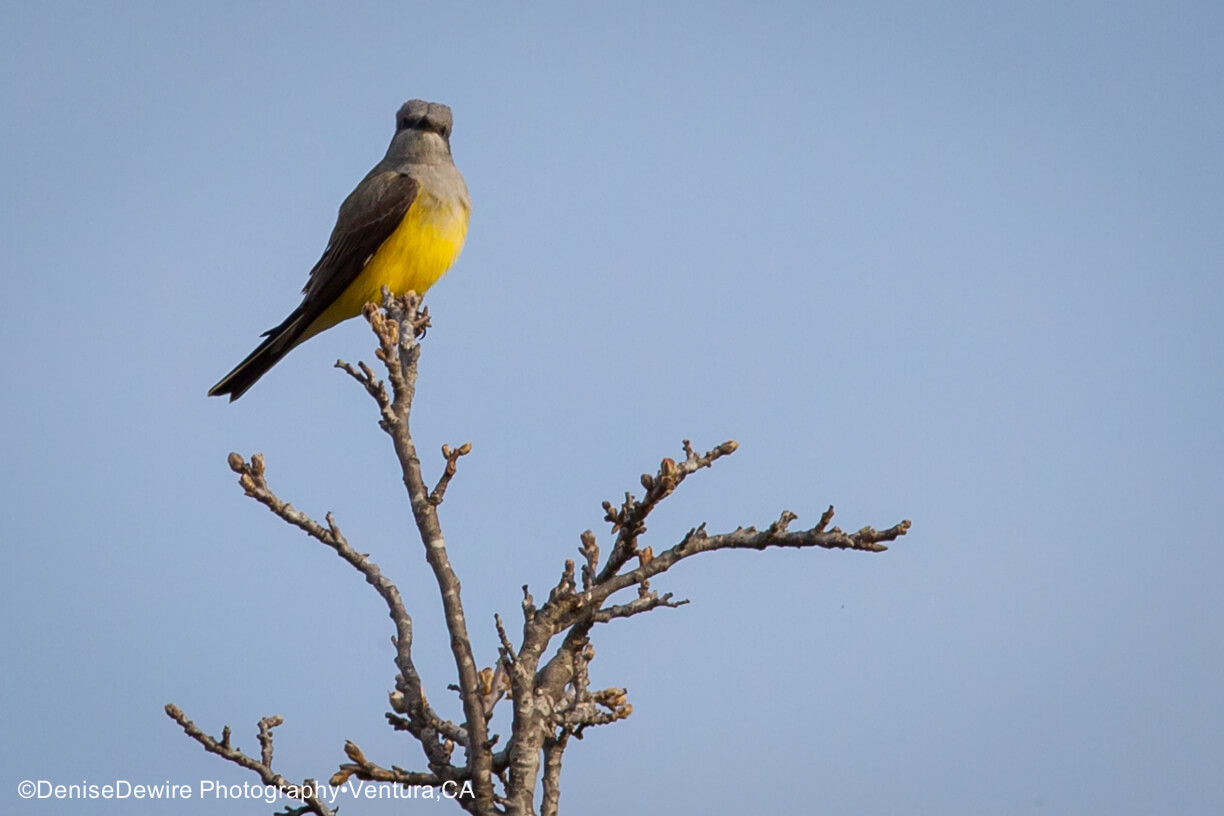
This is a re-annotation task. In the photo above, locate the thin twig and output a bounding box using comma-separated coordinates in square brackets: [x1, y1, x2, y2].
[430, 442, 473, 505]
[164, 705, 335, 816]
[329, 740, 441, 787]
[595, 440, 739, 583]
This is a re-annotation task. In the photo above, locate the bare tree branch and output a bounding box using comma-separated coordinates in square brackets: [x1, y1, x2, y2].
[329, 740, 441, 787]
[495, 613, 517, 664]
[578, 531, 599, 591]
[353, 290, 494, 813]
[431, 441, 473, 506]
[539, 731, 569, 816]
[222, 451, 467, 770]
[595, 439, 738, 584]
[500, 440, 910, 814]
[164, 705, 335, 816]
[590, 506, 912, 606]
[335, 358, 390, 418]
[589, 592, 689, 623]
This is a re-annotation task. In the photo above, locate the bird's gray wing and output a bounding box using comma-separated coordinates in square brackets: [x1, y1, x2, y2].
[287, 170, 421, 330]
[210, 169, 422, 400]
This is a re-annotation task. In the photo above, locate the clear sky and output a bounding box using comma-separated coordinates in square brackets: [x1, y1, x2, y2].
[3, 2, 1222, 814]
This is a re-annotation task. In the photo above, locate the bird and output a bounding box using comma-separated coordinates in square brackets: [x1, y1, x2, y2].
[208, 99, 471, 401]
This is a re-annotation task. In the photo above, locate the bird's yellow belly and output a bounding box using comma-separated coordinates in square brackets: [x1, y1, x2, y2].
[305, 193, 468, 339]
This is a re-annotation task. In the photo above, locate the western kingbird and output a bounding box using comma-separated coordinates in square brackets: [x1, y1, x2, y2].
[208, 99, 471, 401]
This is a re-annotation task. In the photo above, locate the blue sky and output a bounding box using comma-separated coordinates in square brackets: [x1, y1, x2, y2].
[2, 2, 1222, 814]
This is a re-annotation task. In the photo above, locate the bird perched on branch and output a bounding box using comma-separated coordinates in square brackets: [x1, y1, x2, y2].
[209, 99, 471, 401]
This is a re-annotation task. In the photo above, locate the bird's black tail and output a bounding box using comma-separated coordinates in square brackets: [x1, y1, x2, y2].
[208, 309, 310, 401]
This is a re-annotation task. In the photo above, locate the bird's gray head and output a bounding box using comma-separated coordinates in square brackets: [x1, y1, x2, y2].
[396, 99, 453, 139]
[384, 99, 455, 164]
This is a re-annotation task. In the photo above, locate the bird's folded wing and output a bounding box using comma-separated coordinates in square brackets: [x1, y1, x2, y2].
[288, 170, 421, 331]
